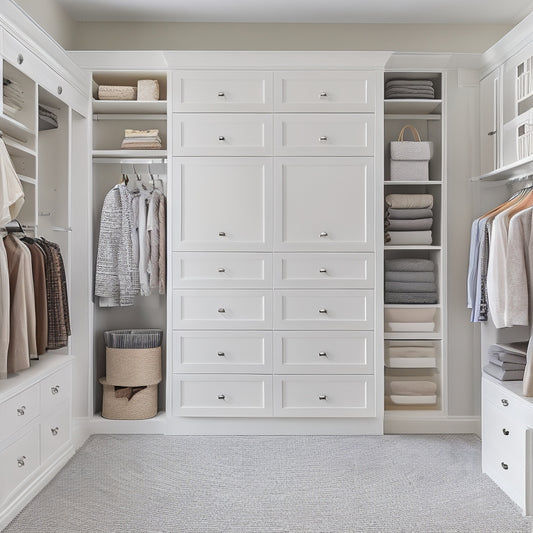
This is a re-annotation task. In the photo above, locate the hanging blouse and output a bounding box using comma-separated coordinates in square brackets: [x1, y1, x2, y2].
[0, 138, 24, 227]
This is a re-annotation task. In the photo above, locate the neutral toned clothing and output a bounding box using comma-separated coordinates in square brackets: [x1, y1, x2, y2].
[158, 193, 166, 295]
[0, 138, 24, 227]
[0, 236, 9, 378]
[147, 190, 161, 291]
[385, 194, 433, 209]
[138, 191, 150, 296]
[26, 241, 48, 355]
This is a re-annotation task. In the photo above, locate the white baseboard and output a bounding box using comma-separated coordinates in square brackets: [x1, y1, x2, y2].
[384, 416, 480, 435]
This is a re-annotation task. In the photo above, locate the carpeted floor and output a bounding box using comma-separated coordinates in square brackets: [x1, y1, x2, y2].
[4, 434, 533, 533]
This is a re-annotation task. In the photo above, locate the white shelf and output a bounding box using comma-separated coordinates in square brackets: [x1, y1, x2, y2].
[385, 332, 442, 340]
[384, 304, 442, 308]
[92, 100, 167, 115]
[385, 114, 441, 121]
[384, 180, 442, 185]
[18, 174, 36, 185]
[471, 154, 533, 182]
[384, 99, 442, 115]
[4, 136, 36, 158]
[92, 149, 167, 159]
[384, 245, 442, 250]
[0, 113, 34, 141]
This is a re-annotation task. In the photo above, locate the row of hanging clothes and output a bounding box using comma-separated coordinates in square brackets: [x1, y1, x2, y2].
[0, 135, 70, 379]
[95, 164, 167, 307]
[468, 179, 533, 395]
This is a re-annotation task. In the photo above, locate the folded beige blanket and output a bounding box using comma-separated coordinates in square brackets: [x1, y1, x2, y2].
[121, 141, 162, 150]
[385, 194, 434, 209]
[387, 346, 437, 358]
[385, 308, 436, 322]
[124, 129, 160, 138]
[390, 380, 437, 395]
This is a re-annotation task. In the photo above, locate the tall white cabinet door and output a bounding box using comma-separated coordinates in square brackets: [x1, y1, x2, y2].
[173, 157, 272, 251]
[274, 157, 374, 251]
[480, 68, 501, 174]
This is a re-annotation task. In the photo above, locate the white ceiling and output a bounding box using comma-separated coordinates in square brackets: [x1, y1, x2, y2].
[55, 0, 533, 24]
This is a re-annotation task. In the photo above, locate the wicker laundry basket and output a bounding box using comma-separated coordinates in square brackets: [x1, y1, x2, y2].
[99, 377, 158, 420]
[97, 85, 137, 100]
[106, 346, 161, 387]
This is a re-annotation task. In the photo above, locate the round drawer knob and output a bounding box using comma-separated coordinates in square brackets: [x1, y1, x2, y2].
[501, 399, 509, 407]
[217, 394, 226, 400]
[502, 428, 510, 436]
[57, 86, 63, 95]
[318, 309, 328, 314]
[319, 268, 327, 273]
[319, 136, 328, 142]
[217, 351, 225, 357]
[51, 385, 60, 395]
[318, 395, 327, 400]
[488, 130, 497, 136]
[218, 268, 226, 273]
[217, 91, 225, 97]
[218, 136, 225, 141]
[17, 53, 23, 65]
[501, 462, 509, 470]
[319, 232, 328, 237]
[218, 308, 226, 313]
[218, 231, 226, 237]
[318, 352, 327, 357]
[319, 91, 328, 97]
[17, 456, 26, 468]
[51, 426, 59, 436]
[17, 406, 26, 416]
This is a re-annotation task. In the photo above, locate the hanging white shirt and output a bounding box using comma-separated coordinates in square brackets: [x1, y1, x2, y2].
[0, 138, 24, 227]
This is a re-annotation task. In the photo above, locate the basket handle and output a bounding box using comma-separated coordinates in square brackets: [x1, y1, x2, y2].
[398, 124, 421, 142]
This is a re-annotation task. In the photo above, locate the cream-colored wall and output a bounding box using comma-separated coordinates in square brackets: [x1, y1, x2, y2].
[72, 22, 512, 52]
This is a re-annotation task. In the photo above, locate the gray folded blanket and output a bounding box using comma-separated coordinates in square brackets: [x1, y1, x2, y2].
[385, 281, 438, 293]
[388, 231, 432, 245]
[488, 355, 525, 370]
[388, 208, 433, 220]
[483, 363, 525, 381]
[385, 292, 438, 304]
[385, 94, 435, 100]
[385, 271, 435, 283]
[388, 218, 433, 231]
[385, 194, 433, 209]
[490, 343, 528, 356]
[385, 258, 435, 272]
[386, 80, 434, 87]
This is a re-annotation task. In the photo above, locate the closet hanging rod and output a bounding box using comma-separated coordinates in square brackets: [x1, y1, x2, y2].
[93, 114, 167, 121]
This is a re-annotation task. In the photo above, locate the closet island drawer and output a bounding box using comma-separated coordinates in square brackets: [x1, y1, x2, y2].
[274, 331, 373, 374]
[173, 157, 272, 252]
[482, 399, 524, 458]
[274, 114, 374, 156]
[40, 405, 71, 463]
[40, 365, 72, 415]
[274, 290, 373, 330]
[173, 252, 272, 289]
[274, 375, 375, 417]
[173, 331, 273, 373]
[173, 114, 272, 156]
[0, 425, 40, 506]
[173, 375, 273, 416]
[274, 71, 376, 112]
[173, 290, 272, 330]
[172, 71, 273, 112]
[0, 385, 40, 441]
[274, 253, 374, 288]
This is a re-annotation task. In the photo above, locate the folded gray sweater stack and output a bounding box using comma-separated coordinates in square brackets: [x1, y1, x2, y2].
[385, 79, 435, 100]
[385, 195, 434, 245]
[384, 258, 438, 304]
[483, 343, 527, 381]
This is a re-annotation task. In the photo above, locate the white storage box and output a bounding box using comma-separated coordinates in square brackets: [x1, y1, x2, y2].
[390, 124, 433, 181]
[390, 160, 429, 181]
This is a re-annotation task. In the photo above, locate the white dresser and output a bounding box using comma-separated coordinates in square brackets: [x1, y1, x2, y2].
[171, 66, 381, 431]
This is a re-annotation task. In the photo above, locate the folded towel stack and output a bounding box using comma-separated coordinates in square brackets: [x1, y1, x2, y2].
[385, 79, 435, 100]
[38, 104, 58, 130]
[384, 307, 437, 333]
[483, 343, 527, 381]
[384, 258, 438, 304]
[388, 379, 437, 405]
[121, 129, 162, 150]
[3, 77, 24, 116]
[385, 194, 433, 245]
[385, 341, 437, 368]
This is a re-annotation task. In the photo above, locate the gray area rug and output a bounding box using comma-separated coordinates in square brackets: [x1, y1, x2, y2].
[5, 434, 533, 532]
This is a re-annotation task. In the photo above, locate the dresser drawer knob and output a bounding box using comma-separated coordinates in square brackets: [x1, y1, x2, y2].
[318, 352, 328, 357]
[319, 232, 328, 237]
[501, 462, 509, 470]
[17, 53, 23, 65]
[218, 231, 226, 237]
[319, 91, 328, 98]
[218, 308, 226, 313]
[488, 130, 497, 136]
[218, 136, 226, 141]
[17, 406, 26, 416]
[218, 267, 226, 273]
[319, 268, 327, 273]
[17, 456, 26, 468]
[318, 395, 327, 400]
[51, 426, 60, 436]
[217, 351, 225, 357]
[57, 86, 63, 95]
[217, 394, 226, 400]
[217, 91, 225, 97]
[502, 428, 510, 436]
[501, 399, 509, 407]
[51, 385, 60, 395]
[319, 136, 328, 142]
[318, 308, 328, 314]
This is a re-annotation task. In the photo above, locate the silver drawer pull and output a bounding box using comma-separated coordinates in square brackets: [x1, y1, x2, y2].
[217, 351, 225, 357]
[17, 406, 26, 416]
[319, 309, 328, 314]
[218, 231, 226, 237]
[319, 91, 328, 97]
[319, 136, 328, 142]
[318, 395, 327, 400]
[218, 136, 226, 141]
[218, 308, 226, 313]
[319, 268, 327, 273]
[502, 428, 510, 436]
[217, 91, 225, 97]
[51, 385, 60, 395]
[217, 394, 226, 400]
[501, 399, 509, 407]
[218, 268, 226, 273]
[318, 352, 327, 357]
[501, 462, 509, 470]
[17, 456, 26, 468]
[319, 232, 328, 237]
[57, 86, 63, 95]
[488, 130, 497, 136]
[51, 426, 59, 436]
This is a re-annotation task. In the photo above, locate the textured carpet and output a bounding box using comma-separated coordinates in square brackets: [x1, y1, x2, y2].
[5, 434, 533, 533]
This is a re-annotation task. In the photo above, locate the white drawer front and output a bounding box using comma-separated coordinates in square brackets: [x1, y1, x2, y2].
[274, 157, 374, 252]
[274, 114, 374, 156]
[173, 252, 272, 289]
[274, 375, 375, 417]
[40, 405, 71, 463]
[0, 425, 40, 506]
[274, 71, 376, 112]
[274, 290, 373, 330]
[174, 375, 273, 416]
[0, 385, 40, 441]
[173, 331, 273, 373]
[274, 253, 374, 288]
[173, 157, 272, 251]
[172, 71, 273, 112]
[173, 114, 273, 156]
[40, 365, 72, 416]
[482, 399, 524, 457]
[173, 290, 272, 330]
[274, 331, 373, 374]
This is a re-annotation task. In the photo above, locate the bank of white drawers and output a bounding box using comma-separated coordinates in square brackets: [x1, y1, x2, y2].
[172, 69, 377, 420]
